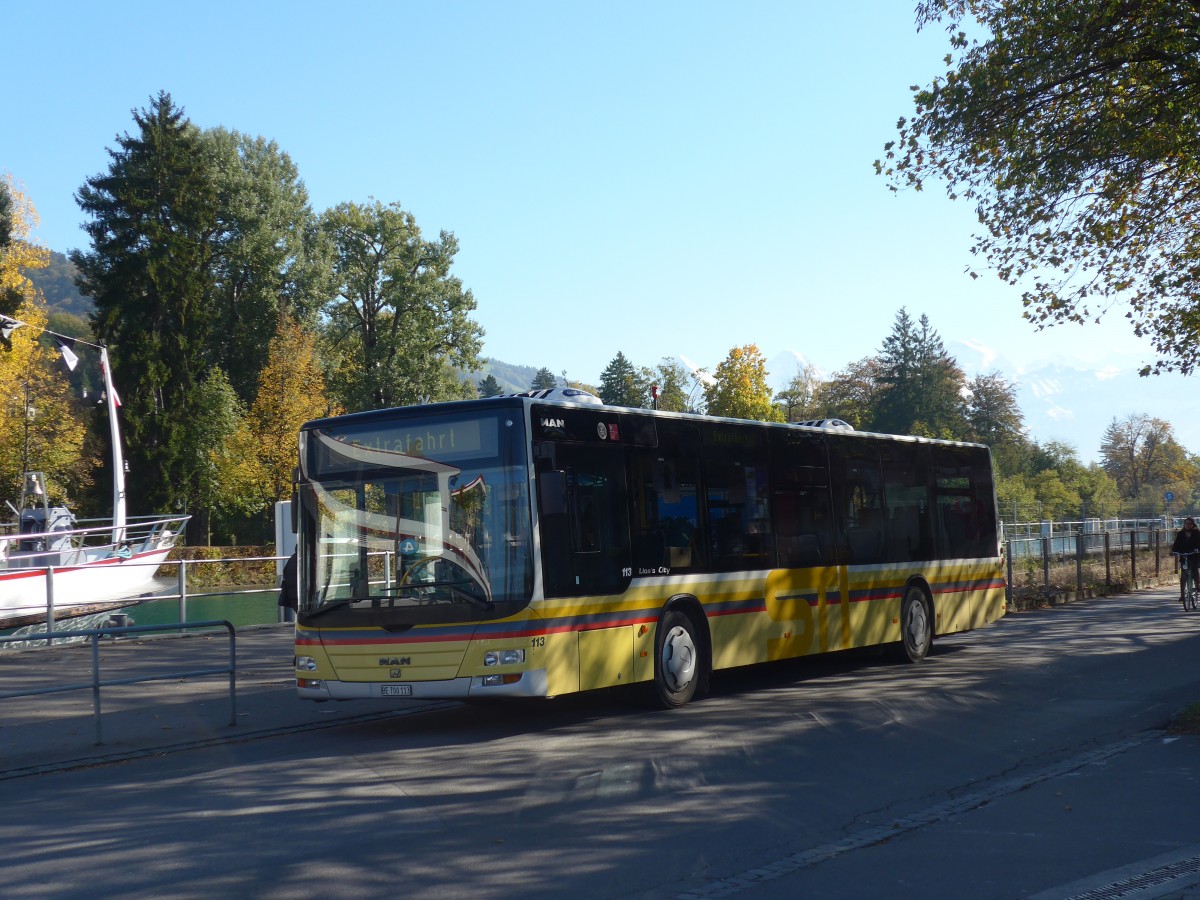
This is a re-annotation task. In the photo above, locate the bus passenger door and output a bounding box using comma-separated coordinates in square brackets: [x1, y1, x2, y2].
[828, 440, 886, 649]
[536, 443, 632, 598]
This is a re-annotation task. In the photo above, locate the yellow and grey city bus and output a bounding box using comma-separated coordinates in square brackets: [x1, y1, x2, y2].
[293, 388, 1005, 708]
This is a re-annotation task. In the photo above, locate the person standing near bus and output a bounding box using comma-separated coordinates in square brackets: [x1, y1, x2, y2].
[1172, 518, 1200, 600]
[278, 550, 298, 623]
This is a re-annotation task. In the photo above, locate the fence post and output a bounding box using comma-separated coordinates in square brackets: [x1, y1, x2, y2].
[1005, 539, 1014, 609]
[1076, 532, 1084, 595]
[177, 558, 188, 631]
[45, 565, 56, 638]
[91, 633, 104, 745]
[1131, 527, 1138, 587]
[0, 620, 238, 746]
[1156, 530, 1162, 578]
[1105, 531, 1112, 592]
[1042, 536, 1051, 601]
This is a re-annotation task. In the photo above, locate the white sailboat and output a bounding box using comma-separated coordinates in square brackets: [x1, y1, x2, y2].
[0, 335, 190, 624]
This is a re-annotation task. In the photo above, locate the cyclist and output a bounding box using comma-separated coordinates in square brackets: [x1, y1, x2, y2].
[1172, 517, 1200, 602]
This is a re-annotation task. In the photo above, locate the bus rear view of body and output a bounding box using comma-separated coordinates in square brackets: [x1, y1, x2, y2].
[292, 391, 1005, 707]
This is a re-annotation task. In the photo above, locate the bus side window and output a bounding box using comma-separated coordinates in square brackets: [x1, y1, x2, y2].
[881, 443, 933, 563]
[538, 470, 567, 516]
[702, 426, 773, 573]
[773, 486, 833, 567]
[537, 444, 631, 597]
[629, 454, 701, 571]
[933, 446, 998, 559]
[770, 430, 834, 569]
[705, 459, 773, 571]
[629, 423, 703, 573]
[572, 479, 603, 552]
[829, 439, 884, 565]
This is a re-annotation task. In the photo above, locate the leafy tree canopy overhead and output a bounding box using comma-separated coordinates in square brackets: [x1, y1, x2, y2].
[880, 0, 1200, 375]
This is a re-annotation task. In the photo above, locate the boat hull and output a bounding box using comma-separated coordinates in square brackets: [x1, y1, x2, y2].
[0, 546, 174, 620]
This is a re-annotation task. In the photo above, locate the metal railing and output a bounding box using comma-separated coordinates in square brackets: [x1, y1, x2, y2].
[168, 554, 293, 627]
[1004, 527, 1174, 606]
[6, 553, 293, 634]
[0, 619, 237, 745]
[7, 528, 1186, 632]
[1002, 517, 1181, 542]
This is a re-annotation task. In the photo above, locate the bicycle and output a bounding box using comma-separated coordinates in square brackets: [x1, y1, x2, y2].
[1175, 550, 1199, 612]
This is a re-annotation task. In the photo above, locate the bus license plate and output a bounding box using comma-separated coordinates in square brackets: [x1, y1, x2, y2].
[381, 684, 413, 697]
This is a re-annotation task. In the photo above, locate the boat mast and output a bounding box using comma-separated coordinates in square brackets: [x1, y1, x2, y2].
[99, 346, 127, 542]
[2, 317, 130, 543]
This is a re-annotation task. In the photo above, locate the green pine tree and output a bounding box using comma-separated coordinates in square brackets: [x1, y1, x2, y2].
[530, 367, 557, 390]
[598, 351, 645, 406]
[72, 92, 221, 515]
[478, 373, 504, 397]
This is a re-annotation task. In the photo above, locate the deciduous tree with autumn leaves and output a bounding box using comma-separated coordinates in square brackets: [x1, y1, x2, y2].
[0, 178, 91, 511]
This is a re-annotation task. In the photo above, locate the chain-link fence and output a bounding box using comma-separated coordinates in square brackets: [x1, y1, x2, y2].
[1004, 523, 1178, 610]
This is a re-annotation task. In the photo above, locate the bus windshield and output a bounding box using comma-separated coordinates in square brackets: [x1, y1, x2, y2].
[298, 409, 532, 621]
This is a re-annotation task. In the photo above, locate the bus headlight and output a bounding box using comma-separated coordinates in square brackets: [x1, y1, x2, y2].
[484, 649, 525, 667]
[296, 656, 318, 672]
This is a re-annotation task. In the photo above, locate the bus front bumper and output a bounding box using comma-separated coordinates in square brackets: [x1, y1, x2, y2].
[296, 668, 550, 702]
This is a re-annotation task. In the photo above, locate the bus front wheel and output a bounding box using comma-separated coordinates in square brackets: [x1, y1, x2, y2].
[899, 585, 933, 663]
[653, 609, 700, 708]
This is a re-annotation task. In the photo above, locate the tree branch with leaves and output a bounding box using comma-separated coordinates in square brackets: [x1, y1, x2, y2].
[880, 0, 1200, 374]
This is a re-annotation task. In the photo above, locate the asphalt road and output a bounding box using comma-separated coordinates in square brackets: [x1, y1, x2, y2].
[3, 587, 1200, 899]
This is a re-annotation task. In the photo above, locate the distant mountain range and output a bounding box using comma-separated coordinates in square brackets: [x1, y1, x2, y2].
[26, 251, 89, 317]
[472, 358, 555, 395]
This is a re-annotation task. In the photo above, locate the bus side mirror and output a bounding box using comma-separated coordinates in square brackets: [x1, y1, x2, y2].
[539, 471, 567, 517]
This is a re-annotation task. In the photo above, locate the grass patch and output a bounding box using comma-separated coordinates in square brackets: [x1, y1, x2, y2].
[1169, 702, 1200, 734]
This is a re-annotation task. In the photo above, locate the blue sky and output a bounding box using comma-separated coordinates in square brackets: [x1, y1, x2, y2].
[4, 1, 1187, 461]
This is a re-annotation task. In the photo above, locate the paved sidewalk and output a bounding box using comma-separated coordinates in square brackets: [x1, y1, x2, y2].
[4, 603, 1200, 897]
[0, 623, 447, 779]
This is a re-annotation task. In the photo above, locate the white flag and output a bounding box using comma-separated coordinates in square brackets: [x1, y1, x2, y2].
[54, 336, 79, 371]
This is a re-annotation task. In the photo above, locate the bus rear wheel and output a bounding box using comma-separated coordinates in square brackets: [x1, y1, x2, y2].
[898, 585, 933, 663]
[653, 609, 701, 708]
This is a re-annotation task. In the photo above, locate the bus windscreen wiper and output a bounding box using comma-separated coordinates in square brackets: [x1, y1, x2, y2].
[394, 579, 494, 611]
[306, 598, 357, 618]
